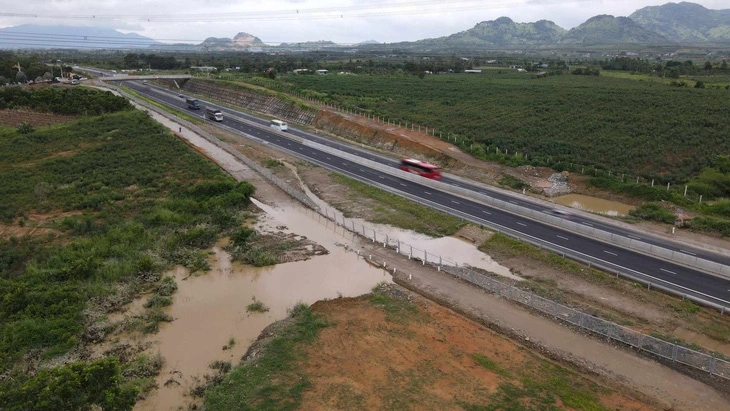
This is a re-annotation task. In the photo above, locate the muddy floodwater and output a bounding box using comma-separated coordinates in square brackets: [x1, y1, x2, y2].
[552, 194, 634, 216]
[134, 196, 514, 410]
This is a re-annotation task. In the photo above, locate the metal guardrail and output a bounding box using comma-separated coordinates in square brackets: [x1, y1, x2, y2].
[316, 206, 730, 381]
[302, 139, 730, 280]
[110, 81, 729, 381]
[109, 82, 730, 311]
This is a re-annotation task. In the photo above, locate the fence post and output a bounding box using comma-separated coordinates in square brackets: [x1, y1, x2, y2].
[424, 250, 427, 265]
[384, 234, 388, 248]
[409, 245, 412, 259]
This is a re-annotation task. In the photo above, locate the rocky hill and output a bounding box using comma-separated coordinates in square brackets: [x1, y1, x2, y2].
[559, 15, 670, 45]
[422, 17, 566, 46]
[629, 2, 730, 42]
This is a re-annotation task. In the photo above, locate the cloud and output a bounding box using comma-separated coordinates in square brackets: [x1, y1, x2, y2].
[0, 0, 726, 44]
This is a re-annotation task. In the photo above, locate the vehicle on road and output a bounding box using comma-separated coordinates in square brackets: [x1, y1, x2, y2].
[206, 107, 223, 122]
[270, 119, 288, 131]
[185, 97, 201, 110]
[400, 158, 442, 180]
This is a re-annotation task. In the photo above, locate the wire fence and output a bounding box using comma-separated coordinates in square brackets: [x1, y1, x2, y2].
[317, 206, 730, 381]
[112, 81, 729, 381]
[222, 73, 713, 202]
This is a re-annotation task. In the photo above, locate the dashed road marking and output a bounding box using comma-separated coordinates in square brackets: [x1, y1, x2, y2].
[660, 268, 677, 275]
[509, 200, 518, 204]
[557, 235, 569, 241]
[424, 191, 432, 195]
[516, 222, 527, 227]
[451, 200, 460, 205]
[604, 250, 617, 256]
[482, 210, 491, 215]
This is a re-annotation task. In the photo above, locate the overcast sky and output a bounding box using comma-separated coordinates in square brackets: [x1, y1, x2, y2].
[1, 0, 728, 45]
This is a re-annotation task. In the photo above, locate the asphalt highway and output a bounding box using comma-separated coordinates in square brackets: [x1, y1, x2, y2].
[119, 79, 730, 310]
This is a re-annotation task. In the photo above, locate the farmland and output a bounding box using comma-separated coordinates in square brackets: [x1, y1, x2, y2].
[280, 71, 730, 182]
[0, 87, 255, 410]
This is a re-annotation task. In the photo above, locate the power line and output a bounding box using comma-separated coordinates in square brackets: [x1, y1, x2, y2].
[0, 0, 591, 23]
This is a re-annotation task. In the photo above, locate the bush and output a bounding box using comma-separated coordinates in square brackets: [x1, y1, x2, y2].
[628, 203, 675, 224]
[16, 122, 34, 134]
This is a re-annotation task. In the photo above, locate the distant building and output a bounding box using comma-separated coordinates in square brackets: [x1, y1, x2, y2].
[293, 69, 309, 74]
[316, 69, 328, 75]
[464, 69, 482, 73]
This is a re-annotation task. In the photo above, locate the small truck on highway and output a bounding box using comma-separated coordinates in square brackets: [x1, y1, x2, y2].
[206, 107, 223, 122]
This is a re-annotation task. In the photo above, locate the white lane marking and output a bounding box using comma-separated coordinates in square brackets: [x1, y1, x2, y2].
[660, 268, 677, 275]
[359, 168, 365, 172]
[516, 222, 527, 227]
[680, 249, 696, 256]
[342, 162, 347, 166]
[400, 183, 406, 187]
[424, 191, 432, 195]
[557, 235, 569, 241]
[452, 200, 460, 205]
[509, 200, 518, 204]
[604, 250, 617, 256]
[326, 156, 330, 160]
[379, 176, 384, 179]
[628, 235, 641, 240]
[482, 210, 491, 215]
[582, 222, 593, 227]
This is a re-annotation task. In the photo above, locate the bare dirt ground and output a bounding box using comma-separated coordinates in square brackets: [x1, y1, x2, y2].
[299, 287, 657, 410]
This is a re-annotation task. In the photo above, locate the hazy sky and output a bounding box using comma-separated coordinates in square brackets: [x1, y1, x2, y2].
[1, 0, 728, 44]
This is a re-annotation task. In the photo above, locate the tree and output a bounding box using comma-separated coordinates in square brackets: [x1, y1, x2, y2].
[694, 80, 705, 89]
[704, 61, 712, 71]
[15, 71, 27, 83]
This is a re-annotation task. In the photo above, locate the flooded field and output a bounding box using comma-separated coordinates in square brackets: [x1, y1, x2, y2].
[132, 196, 513, 410]
[552, 194, 635, 216]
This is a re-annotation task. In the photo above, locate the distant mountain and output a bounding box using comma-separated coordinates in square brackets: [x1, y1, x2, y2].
[0, 24, 160, 49]
[560, 15, 670, 44]
[629, 2, 730, 42]
[197, 32, 266, 51]
[417, 17, 566, 47]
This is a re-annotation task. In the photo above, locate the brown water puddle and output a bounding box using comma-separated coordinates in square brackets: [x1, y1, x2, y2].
[552, 193, 635, 216]
[134, 203, 391, 411]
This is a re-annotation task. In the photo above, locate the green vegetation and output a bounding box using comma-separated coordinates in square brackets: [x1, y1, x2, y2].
[0, 88, 255, 410]
[370, 282, 423, 324]
[0, 85, 131, 114]
[226, 227, 285, 267]
[460, 360, 609, 411]
[330, 172, 465, 237]
[498, 174, 530, 190]
[246, 297, 270, 313]
[280, 72, 729, 183]
[471, 353, 509, 376]
[628, 202, 676, 223]
[203, 304, 329, 410]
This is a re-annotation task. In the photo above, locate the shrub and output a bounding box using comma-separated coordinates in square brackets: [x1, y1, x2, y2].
[628, 203, 675, 224]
